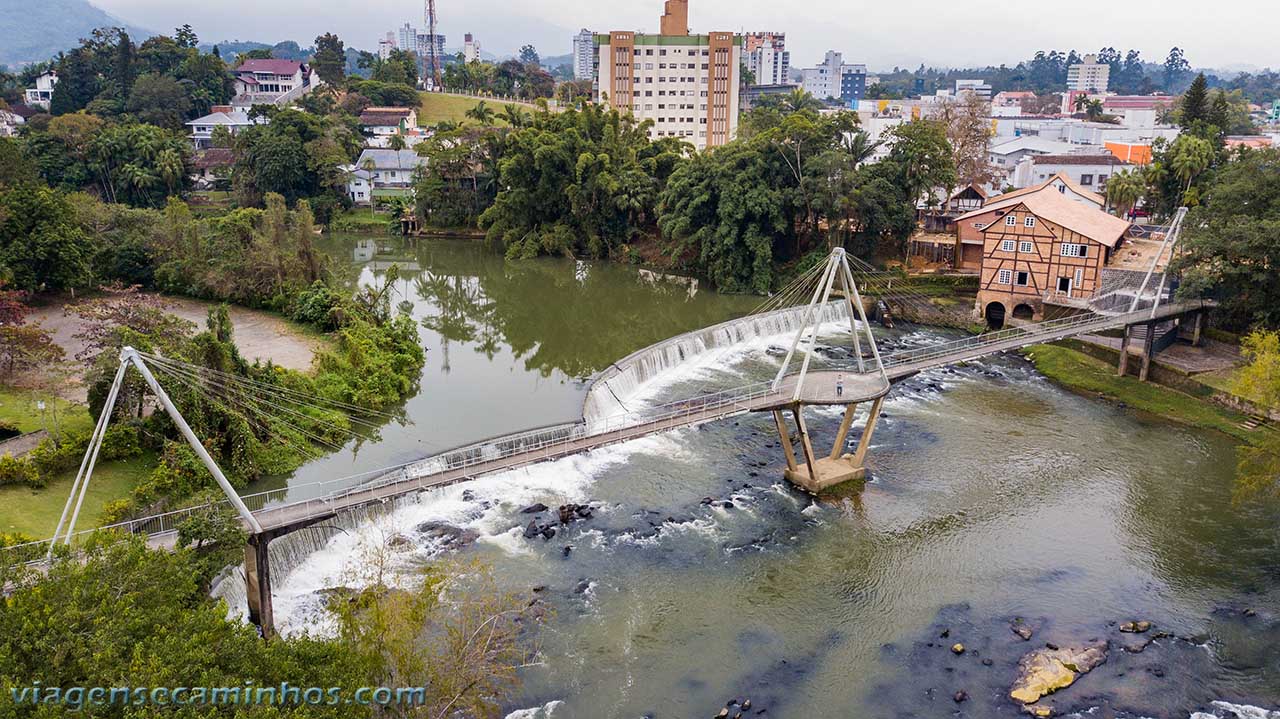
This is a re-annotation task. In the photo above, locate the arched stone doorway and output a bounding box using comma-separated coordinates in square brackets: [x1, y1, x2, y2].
[985, 302, 1006, 329]
[1012, 303, 1035, 321]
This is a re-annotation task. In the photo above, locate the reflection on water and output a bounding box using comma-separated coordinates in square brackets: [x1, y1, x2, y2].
[265, 236, 1280, 718]
[267, 236, 755, 495]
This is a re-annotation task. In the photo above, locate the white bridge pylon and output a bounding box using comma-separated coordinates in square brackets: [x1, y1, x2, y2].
[771, 247, 889, 400]
[48, 347, 262, 560]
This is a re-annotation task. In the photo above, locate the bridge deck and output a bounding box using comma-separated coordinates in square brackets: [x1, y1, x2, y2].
[250, 371, 891, 533]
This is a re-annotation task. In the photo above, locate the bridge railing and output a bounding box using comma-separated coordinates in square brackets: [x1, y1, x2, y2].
[2, 378, 785, 563]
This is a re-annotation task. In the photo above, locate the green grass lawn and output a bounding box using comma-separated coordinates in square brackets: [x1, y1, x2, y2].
[418, 92, 532, 126]
[1026, 343, 1262, 445]
[0, 386, 93, 436]
[0, 452, 157, 539]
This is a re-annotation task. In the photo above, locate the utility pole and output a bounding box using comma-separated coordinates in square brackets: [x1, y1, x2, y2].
[425, 0, 443, 90]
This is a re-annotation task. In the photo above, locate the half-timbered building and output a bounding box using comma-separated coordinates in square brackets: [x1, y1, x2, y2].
[970, 186, 1130, 327]
[953, 173, 1104, 272]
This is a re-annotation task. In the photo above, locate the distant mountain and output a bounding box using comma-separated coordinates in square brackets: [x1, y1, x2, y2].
[0, 0, 152, 67]
[540, 53, 573, 70]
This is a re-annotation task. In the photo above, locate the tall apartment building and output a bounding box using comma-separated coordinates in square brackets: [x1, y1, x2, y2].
[573, 29, 596, 80]
[378, 33, 396, 60]
[593, 0, 741, 151]
[397, 24, 417, 54]
[1067, 54, 1110, 93]
[743, 32, 789, 86]
[463, 33, 481, 62]
[801, 51, 865, 106]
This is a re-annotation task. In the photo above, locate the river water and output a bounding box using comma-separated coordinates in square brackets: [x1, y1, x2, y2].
[258, 236, 1279, 718]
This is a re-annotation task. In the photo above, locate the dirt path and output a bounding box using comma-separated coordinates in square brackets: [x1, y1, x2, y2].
[26, 296, 328, 402]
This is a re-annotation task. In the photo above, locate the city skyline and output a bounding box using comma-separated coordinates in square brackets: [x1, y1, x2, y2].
[91, 0, 1272, 72]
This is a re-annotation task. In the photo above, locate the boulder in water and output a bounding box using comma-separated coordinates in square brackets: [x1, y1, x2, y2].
[386, 533, 414, 549]
[1009, 641, 1108, 705]
[523, 521, 541, 539]
[1012, 621, 1034, 641]
[1118, 620, 1152, 633]
[521, 502, 549, 514]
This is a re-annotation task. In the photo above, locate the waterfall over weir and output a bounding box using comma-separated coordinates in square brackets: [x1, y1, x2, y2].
[214, 300, 857, 619]
[583, 300, 852, 423]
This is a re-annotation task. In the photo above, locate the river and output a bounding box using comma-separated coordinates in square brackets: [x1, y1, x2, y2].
[243, 236, 1280, 719]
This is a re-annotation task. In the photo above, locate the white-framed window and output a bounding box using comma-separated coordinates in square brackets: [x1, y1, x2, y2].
[1080, 174, 1094, 186]
[1018, 241, 1034, 253]
[1005, 215, 1017, 226]
[1060, 243, 1089, 258]
[1000, 240, 1016, 252]
[997, 269, 1013, 284]
[1015, 271, 1030, 286]
[1024, 217, 1036, 228]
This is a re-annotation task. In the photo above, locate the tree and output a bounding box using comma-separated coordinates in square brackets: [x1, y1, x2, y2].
[939, 93, 995, 188]
[885, 121, 955, 223]
[88, 123, 192, 207]
[174, 24, 198, 49]
[49, 48, 98, 115]
[113, 31, 137, 101]
[1180, 73, 1210, 128]
[1168, 134, 1213, 201]
[125, 73, 192, 130]
[0, 184, 92, 291]
[1105, 168, 1144, 218]
[312, 32, 347, 85]
[1230, 330, 1280, 499]
[1163, 48, 1191, 93]
[518, 44, 540, 66]
[1174, 147, 1280, 329]
[465, 100, 496, 126]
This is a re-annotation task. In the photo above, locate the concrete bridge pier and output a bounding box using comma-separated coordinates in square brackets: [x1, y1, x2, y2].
[244, 514, 335, 640]
[769, 396, 885, 494]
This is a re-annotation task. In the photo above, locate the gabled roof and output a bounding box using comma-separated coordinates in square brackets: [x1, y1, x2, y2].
[953, 174, 1103, 223]
[1005, 189, 1130, 248]
[193, 148, 236, 170]
[186, 109, 257, 128]
[988, 136, 1078, 156]
[359, 107, 415, 126]
[1032, 154, 1129, 167]
[235, 59, 305, 76]
[355, 149, 426, 171]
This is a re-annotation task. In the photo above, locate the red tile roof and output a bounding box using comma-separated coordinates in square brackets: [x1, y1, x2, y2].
[193, 148, 236, 170]
[235, 59, 304, 76]
[1032, 155, 1129, 166]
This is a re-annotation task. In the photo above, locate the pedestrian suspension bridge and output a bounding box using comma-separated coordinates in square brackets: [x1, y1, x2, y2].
[11, 210, 1208, 636]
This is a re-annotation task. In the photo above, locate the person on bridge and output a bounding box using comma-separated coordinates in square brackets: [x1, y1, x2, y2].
[836, 374, 845, 397]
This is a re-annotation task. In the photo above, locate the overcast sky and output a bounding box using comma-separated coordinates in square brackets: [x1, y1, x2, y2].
[94, 0, 1271, 71]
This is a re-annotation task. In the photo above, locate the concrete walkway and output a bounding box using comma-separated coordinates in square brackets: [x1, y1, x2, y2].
[1079, 334, 1242, 374]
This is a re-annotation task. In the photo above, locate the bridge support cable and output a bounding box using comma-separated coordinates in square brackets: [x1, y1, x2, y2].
[46, 359, 129, 560]
[772, 252, 840, 392]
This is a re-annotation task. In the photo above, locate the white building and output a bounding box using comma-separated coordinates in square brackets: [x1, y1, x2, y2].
[744, 32, 789, 86]
[1012, 153, 1130, 192]
[463, 33, 480, 63]
[0, 108, 25, 138]
[955, 79, 992, 99]
[347, 149, 427, 206]
[185, 106, 263, 149]
[24, 71, 57, 109]
[801, 50, 844, 101]
[1067, 54, 1110, 93]
[378, 33, 396, 60]
[358, 107, 420, 147]
[572, 29, 595, 81]
[232, 59, 318, 106]
[397, 24, 417, 54]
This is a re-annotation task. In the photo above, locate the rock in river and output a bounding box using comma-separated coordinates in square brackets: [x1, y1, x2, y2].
[1119, 620, 1152, 633]
[521, 503, 549, 514]
[1009, 641, 1108, 705]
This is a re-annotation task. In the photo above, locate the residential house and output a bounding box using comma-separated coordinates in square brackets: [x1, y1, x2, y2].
[920, 184, 988, 232]
[358, 107, 420, 147]
[232, 59, 320, 106]
[24, 71, 57, 109]
[191, 148, 236, 189]
[0, 108, 24, 138]
[1013, 154, 1130, 192]
[346, 149, 427, 206]
[186, 105, 261, 149]
[988, 136, 1080, 183]
[952, 174, 1106, 272]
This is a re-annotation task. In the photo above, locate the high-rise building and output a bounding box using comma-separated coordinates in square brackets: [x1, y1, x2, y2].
[572, 29, 595, 81]
[955, 79, 992, 99]
[1067, 54, 1110, 93]
[743, 32, 789, 86]
[378, 33, 396, 60]
[463, 33, 480, 62]
[397, 23, 417, 54]
[800, 52, 867, 107]
[593, 1, 740, 150]
[417, 32, 446, 84]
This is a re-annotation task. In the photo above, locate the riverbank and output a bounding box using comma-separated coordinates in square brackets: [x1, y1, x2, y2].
[1024, 342, 1264, 445]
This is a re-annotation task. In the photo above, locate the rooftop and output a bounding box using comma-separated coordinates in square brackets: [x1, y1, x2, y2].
[355, 149, 427, 170]
[193, 148, 236, 170]
[1032, 154, 1130, 166]
[234, 59, 305, 76]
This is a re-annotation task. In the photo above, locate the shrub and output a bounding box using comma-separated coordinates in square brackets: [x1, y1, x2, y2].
[0, 453, 39, 488]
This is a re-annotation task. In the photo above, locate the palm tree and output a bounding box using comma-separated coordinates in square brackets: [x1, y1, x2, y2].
[465, 100, 496, 126]
[1085, 99, 1106, 121]
[781, 88, 823, 114]
[388, 134, 407, 151]
[1073, 93, 1089, 113]
[1106, 169, 1143, 218]
[1169, 135, 1213, 199]
[500, 103, 529, 128]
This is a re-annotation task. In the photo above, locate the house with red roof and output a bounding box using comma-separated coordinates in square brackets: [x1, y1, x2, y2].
[232, 59, 321, 106]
